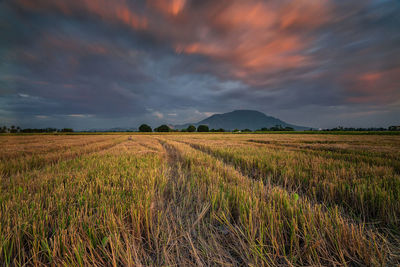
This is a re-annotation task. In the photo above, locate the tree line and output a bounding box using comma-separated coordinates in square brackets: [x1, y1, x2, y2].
[139, 124, 213, 132]
[0, 126, 73, 133]
[321, 126, 400, 131]
[2, 124, 399, 133]
[139, 124, 295, 133]
[139, 124, 400, 133]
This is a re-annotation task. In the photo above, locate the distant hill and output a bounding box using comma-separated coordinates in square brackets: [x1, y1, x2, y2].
[175, 110, 309, 131]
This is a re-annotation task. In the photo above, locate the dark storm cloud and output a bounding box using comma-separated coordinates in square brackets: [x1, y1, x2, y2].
[0, 0, 399, 129]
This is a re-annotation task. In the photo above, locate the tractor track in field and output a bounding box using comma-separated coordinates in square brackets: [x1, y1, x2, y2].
[158, 139, 181, 170]
[158, 139, 182, 197]
[157, 139, 218, 266]
[157, 139, 256, 266]
[157, 139, 190, 206]
[164, 138, 298, 201]
[160, 138, 261, 188]
[182, 140, 334, 199]
[176, 140, 273, 186]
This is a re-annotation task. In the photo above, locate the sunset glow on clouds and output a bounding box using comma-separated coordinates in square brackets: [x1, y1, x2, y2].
[0, 0, 399, 129]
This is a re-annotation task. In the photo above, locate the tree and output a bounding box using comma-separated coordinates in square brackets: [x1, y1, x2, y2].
[187, 125, 196, 132]
[139, 124, 152, 132]
[60, 128, 73, 132]
[242, 129, 252, 132]
[155, 124, 171, 132]
[270, 125, 283, 131]
[197, 125, 209, 132]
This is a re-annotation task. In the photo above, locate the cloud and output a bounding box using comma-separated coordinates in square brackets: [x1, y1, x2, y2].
[35, 115, 49, 119]
[152, 111, 164, 119]
[0, 0, 399, 129]
[148, 0, 187, 16]
[203, 112, 216, 117]
[67, 114, 94, 118]
[158, 0, 332, 86]
[15, 0, 148, 30]
[344, 67, 400, 104]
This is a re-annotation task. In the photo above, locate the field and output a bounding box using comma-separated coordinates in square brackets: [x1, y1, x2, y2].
[1, 134, 400, 266]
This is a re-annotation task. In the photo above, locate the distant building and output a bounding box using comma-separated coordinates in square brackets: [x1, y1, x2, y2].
[389, 126, 400, 131]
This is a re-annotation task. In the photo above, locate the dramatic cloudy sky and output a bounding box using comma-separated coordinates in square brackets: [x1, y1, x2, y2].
[0, 0, 399, 129]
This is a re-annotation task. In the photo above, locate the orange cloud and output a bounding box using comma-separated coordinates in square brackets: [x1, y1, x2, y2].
[17, 0, 333, 87]
[279, 0, 332, 29]
[213, 2, 277, 30]
[147, 0, 186, 16]
[169, 0, 329, 86]
[359, 72, 382, 83]
[235, 36, 307, 70]
[346, 68, 400, 104]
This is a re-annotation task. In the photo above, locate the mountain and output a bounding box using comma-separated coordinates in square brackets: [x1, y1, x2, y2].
[175, 110, 309, 131]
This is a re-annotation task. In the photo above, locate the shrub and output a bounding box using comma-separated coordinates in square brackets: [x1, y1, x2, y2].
[197, 125, 209, 132]
[187, 125, 196, 132]
[139, 124, 152, 132]
[284, 127, 294, 131]
[60, 128, 73, 132]
[210, 128, 225, 132]
[155, 124, 171, 132]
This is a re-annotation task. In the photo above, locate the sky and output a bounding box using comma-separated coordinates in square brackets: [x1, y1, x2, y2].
[0, 0, 399, 130]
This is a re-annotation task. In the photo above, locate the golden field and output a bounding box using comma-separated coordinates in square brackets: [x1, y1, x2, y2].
[1, 133, 400, 266]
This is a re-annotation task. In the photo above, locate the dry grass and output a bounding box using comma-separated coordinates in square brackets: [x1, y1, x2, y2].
[0, 136, 126, 177]
[0, 134, 399, 266]
[169, 134, 400, 231]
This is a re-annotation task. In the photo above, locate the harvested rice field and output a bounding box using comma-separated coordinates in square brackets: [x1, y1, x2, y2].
[1, 133, 400, 266]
